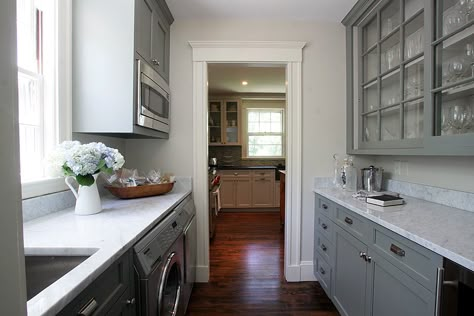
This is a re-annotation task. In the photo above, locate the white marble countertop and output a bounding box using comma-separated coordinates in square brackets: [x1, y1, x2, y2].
[24, 180, 192, 316]
[313, 188, 474, 271]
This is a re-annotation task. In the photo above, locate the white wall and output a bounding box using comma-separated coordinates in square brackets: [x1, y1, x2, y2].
[374, 155, 474, 193]
[0, 0, 27, 313]
[126, 19, 349, 273]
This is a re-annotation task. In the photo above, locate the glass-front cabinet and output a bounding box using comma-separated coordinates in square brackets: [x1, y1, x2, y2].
[345, 0, 474, 154]
[208, 100, 241, 145]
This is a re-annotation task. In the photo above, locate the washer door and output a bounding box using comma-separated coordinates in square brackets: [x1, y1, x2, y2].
[157, 251, 182, 316]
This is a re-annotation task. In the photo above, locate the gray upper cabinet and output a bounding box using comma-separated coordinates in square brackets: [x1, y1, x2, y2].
[344, 0, 474, 155]
[72, 0, 173, 138]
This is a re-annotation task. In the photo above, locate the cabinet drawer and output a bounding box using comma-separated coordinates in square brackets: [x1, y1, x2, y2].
[316, 213, 334, 244]
[315, 194, 334, 218]
[334, 206, 369, 242]
[219, 170, 251, 177]
[252, 170, 275, 178]
[58, 251, 131, 316]
[315, 231, 334, 265]
[372, 226, 442, 292]
[314, 252, 332, 298]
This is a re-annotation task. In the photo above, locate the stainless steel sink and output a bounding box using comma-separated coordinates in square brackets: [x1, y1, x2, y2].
[25, 255, 90, 300]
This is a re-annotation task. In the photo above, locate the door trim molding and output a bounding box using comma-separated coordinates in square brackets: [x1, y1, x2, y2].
[189, 41, 306, 282]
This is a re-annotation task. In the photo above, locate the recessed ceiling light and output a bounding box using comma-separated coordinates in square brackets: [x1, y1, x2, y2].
[242, 81, 248, 86]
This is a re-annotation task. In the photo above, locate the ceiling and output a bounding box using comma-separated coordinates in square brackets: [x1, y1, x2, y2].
[208, 64, 286, 95]
[165, 0, 358, 22]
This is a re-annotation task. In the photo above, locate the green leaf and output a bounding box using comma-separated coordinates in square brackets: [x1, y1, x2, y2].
[76, 174, 95, 186]
[100, 166, 113, 175]
[62, 164, 75, 177]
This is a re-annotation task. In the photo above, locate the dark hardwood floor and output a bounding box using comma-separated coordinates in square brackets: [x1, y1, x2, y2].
[186, 211, 340, 315]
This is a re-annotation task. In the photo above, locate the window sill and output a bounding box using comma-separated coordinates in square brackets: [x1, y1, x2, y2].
[22, 177, 69, 199]
[241, 157, 286, 160]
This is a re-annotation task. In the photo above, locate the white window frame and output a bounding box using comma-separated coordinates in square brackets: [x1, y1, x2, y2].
[242, 99, 286, 159]
[19, 0, 72, 199]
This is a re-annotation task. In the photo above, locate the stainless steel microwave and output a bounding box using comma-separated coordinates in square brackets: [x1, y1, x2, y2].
[136, 59, 170, 133]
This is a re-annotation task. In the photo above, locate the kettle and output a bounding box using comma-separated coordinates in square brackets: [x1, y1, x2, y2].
[361, 166, 383, 192]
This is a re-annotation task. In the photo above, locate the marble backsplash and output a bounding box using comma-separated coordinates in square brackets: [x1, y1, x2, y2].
[313, 176, 474, 213]
[209, 145, 285, 167]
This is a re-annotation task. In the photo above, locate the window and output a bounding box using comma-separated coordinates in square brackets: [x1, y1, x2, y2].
[245, 107, 285, 158]
[17, 0, 71, 198]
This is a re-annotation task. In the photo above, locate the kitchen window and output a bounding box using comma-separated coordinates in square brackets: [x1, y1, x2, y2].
[17, 0, 72, 198]
[243, 101, 286, 158]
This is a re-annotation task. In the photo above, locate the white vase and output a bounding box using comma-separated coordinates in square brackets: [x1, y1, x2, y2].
[65, 174, 102, 215]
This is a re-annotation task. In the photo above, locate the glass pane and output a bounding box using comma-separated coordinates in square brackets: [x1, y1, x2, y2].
[363, 112, 379, 142]
[436, 84, 474, 135]
[440, 0, 470, 38]
[436, 29, 474, 87]
[363, 82, 378, 112]
[209, 102, 221, 143]
[404, 13, 424, 60]
[364, 48, 378, 82]
[226, 101, 238, 112]
[381, 71, 401, 107]
[363, 17, 378, 52]
[248, 136, 282, 157]
[381, 107, 401, 140]
[404, 99, 424, 139]
[381, 0, 400, 38]
[226, 127, 238, 143]
[226, 110, 237, 127]
[404, 59, 424, 100]
[209, 101, 221, 112]
[405, 0, 423, 21]
[381, 31, 401, 73]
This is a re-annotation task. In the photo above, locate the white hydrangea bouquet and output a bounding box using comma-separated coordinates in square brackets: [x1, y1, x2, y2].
[48, 141, 125, 186]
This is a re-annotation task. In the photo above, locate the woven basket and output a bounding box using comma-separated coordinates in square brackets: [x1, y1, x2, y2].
[105, 182, 174, 199]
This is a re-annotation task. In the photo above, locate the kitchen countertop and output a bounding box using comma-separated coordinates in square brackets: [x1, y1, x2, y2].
[216, 165, 277, 170]
[24, 179, 192, 316]
[313, 188, 474, 271]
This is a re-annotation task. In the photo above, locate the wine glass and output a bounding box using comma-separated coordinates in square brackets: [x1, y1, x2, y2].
[447, 57, 466, 82]
[465, 43, 474, 77]
[449, 104, 472, 133]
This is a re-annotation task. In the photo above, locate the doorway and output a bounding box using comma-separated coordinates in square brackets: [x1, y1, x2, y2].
[190, 41, 305, 282]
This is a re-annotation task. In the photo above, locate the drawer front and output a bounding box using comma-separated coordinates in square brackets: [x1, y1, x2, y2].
[315, 194, 334, 218]
[58, 251, 131, 316]
[315, 231, 334, 265]
[316, 213, 334, 244]
[334, 206, 369, 242]
[314, 252, 332, 298]
[372, 226, 442, 291]
[219, 170, 251, 177]
[252, 170, 275, 178]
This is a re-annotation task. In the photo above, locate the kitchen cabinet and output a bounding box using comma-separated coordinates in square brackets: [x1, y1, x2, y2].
[251, 170, 275, 207]
[313, 193, 443, 316]
[72, 0, 173, 139]
[274, 181, 280, 207]
[344, 0, 474, 155]
[209, 100, 241, 145]
[219, 170, 252, 208]
[58, 250, 135, 316]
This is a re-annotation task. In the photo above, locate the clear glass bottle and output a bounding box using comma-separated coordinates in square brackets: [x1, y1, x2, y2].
[342, 156, 357, 191]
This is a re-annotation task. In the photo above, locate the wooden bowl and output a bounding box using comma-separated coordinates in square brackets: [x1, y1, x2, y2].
[104, 182, 174, 199]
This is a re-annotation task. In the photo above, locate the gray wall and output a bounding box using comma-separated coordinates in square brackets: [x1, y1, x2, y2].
[374, 156, 474, 193]
[0, 0, 27, 313]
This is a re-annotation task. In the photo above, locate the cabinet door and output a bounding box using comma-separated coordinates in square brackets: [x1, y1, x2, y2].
[219, 178, 235, 208]
[135, 0, 153, 62]
[209, 101, 223, 145]
[234, 178, 252, 208]
[333, 225, 368, 316]
[251, 177, 274, 207]
[274, 181, 280, 207]
[151, 10, 170, 81]
[367, 251, 435, 316]
[105, 289, 135, 316]
[223, 100, 240, 145]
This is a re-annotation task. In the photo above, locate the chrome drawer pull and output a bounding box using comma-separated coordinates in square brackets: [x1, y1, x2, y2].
[320, 267, 326, 275]
[321, 223, 328, 230]
[322, 204, 328, 210]
[344, 217, 353, 225]
[78, 298, 98, 316]
[359, 252, 367, 261]
[321, 244, 327, 251]
[390, 244, 406, 257]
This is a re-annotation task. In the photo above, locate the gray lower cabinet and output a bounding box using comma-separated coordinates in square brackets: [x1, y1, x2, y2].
[58, 250, 135, 316]
[313, 193, 442, 316]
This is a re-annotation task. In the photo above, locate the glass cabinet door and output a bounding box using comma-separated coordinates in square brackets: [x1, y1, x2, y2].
[433, 0, 474, 137]
[224, 100, 239, 144]
[359, 0, 424, 147]
[209, 101, 222, 144]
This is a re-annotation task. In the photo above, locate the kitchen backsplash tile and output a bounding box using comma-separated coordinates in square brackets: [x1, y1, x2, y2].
[209, 146, 285, 166]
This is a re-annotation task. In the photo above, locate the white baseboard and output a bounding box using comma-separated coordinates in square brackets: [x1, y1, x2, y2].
[195, 265, 209, 282]
[300, 260, 317, 281]
[285, 264, 301, 282]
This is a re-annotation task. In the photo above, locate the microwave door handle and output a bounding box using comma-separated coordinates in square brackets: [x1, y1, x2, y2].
[136, 59, 142, 121]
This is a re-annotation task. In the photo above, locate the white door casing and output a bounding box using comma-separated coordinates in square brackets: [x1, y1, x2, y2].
[189, 41, 306, 282]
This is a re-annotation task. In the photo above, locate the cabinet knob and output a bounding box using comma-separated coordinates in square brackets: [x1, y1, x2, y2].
[359, 252, 367, 260]
[322, 204, 328, 210]
[126, 298, 136, 305]
[319, 267, 326, 275]
[321, 244, 327, 251]
[151, 58, 160, 66]
[321, 223, 328, 230]
[234, 172, 238, 176]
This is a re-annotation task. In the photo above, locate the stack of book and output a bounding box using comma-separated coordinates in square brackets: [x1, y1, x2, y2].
[366, 194, 404, 207]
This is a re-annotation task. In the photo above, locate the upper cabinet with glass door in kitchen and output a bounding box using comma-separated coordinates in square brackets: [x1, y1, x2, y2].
[344, 0, 474, 155]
